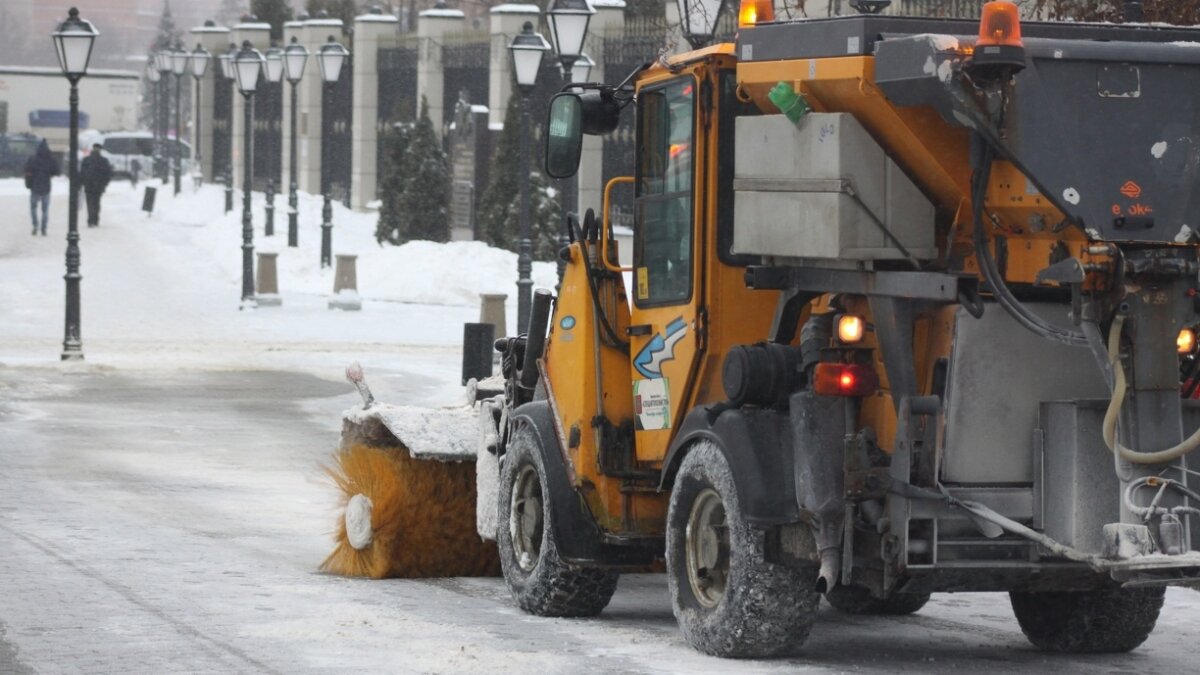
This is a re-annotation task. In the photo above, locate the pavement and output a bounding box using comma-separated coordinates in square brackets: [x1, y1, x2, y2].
[2, 367, 1200, 674]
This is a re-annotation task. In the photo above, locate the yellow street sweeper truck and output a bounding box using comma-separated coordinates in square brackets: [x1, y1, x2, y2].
[324, 2, 1200, 658]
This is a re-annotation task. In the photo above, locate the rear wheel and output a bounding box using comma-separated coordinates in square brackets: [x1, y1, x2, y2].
[826, 585, 930, 615]
[1009, 586, 1165, 653]
[497, 424, 618, 617]
[667, 441, 820, 658]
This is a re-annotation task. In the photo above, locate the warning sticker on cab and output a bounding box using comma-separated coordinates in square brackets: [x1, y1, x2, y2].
[634, 378, 671, 431]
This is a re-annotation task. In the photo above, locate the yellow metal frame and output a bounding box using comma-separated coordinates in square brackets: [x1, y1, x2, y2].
[601, 176, 635, 273]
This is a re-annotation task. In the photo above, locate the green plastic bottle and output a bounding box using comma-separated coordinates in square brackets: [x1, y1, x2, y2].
[768, 81, 811, 125]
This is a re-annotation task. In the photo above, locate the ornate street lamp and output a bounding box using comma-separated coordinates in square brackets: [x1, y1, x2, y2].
[170, 42, 188, 195]
[316, 35, 349, 269]
[263, 46, 285, 237]
[220, 42, 237, 213]
[283, 36, 308, 248]
[234, 41, 264, 308]
[189, 43, 210, 182]
[51, 6, 98, 361]
[154, 48, 173, 181]
[567, 51, 595, 86]
[676, 0, 727, 50]
[547, 0, 594, 73]
[508, 21, 550, 331]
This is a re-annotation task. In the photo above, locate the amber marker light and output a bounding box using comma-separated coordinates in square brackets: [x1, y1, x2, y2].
[1179, 328, 1196, 354]
[738, 0, 774, 28]
[837, 315, 865, 344]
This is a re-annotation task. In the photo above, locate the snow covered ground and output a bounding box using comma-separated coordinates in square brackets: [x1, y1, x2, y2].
[0, 176, 556, 404]
[3, 176, 1200, 672]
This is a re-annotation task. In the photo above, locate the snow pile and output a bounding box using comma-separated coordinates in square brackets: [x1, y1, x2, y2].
[146, 181, 559, 307]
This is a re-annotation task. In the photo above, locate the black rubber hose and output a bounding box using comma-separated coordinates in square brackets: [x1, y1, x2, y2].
[970, 141, 1088, 347]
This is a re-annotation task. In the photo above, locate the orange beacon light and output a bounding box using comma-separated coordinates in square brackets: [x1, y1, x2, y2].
[973, 1, 1026, 71]
[739, 0, 774, 28]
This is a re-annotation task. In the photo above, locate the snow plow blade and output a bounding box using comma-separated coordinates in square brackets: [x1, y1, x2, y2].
[320, 365, 500, 579]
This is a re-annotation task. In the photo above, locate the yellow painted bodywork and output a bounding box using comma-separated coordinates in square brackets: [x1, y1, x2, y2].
[543, 242, 667, 535]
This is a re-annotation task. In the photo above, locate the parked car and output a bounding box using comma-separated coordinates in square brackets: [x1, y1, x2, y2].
[100, 131, 192, 180]
[0, 132, 42, 177]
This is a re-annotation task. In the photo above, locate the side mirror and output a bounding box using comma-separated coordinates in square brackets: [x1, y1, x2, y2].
[545, 93, 583, 179]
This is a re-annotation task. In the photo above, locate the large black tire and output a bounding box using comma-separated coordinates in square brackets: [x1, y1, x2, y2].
[826, 585, 930, 615]
[497, 424, 619, 617]
[1009, 586, 1165, 653]
[666, 441, 820, 658]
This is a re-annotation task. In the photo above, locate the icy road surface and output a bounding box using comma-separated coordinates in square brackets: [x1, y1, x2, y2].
[2, 367, 1200, 674]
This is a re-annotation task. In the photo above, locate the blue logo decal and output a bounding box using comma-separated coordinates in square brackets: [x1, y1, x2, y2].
[560, 315, 576, 330]
[633, 317, 687, 379]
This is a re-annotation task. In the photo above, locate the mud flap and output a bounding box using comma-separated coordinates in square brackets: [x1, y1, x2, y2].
[790, 390, 848, 592]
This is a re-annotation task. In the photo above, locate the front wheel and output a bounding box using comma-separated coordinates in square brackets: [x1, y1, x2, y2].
[666, 441, 820, 658]
[1009, 586, 1165, 652]
[497, 424, 618, 617]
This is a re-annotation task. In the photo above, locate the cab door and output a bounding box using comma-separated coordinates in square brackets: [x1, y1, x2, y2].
[629, 73, 704, 463]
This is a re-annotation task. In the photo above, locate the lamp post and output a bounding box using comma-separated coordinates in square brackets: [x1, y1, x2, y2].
[263, 46, 284, 237]
[170, 42, 188, 195]
[676, 0, 728, 50]
[283, 36, 308, 248]
[220, 43, 237, 213]
[189, 43, 210, 182]
[556, 51, 594, 279]
[146, 61, 160, 186]
[154, 49, 172, 181]
[567, 51, 594, 88]
[547, 0, 594, 284]
[234, 41, 264, 307]
[317, 35, 349, 269]
[508, 21, 550, 331]
[51, 7, 98, 361]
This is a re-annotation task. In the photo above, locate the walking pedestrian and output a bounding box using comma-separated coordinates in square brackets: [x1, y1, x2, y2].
[23, 139, 60, 236]
[80, 143, 114, 228]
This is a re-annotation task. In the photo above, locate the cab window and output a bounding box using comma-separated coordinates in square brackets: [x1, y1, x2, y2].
[634, 77, 695, 306]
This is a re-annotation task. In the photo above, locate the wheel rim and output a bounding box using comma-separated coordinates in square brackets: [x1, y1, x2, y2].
[685, 487, 729, 608]
[510, 464, 543, 573]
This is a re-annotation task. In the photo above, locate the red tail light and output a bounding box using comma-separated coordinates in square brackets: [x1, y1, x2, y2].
[813, 363, 879, 397]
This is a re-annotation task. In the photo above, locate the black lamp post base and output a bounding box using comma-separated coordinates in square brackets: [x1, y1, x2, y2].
[61, 350, 84, 362]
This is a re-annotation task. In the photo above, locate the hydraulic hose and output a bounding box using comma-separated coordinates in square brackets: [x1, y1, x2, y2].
[970, 143, 1088, 347]
[1102, 314, 1200, 463]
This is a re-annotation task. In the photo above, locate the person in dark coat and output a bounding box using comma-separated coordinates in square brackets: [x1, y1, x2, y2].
[23, 139, 60, 236]
[79, 144, 114, 227]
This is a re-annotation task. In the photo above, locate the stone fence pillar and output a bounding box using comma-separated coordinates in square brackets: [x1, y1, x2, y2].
[417, 6, 465, 138]
[351, 10, 399, 210]
[189, 24, 231, 183]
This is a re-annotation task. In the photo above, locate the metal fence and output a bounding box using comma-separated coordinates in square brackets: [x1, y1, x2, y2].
[322, 62, 353, 206]
[442, 34, 490, 124]
[211, 72, 232, 181]
[252, 80, 283, 192]
[377, 42, 419, 197]
[896, 0, 985, 18]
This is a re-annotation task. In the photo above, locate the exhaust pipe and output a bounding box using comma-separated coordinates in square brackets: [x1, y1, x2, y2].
[520, 288, 554, 390]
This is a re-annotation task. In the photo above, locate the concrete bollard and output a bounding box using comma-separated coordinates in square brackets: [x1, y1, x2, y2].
[329, 254, 362, 311]
[256, 252, 282, 306]
[479, 293, 507, 338]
